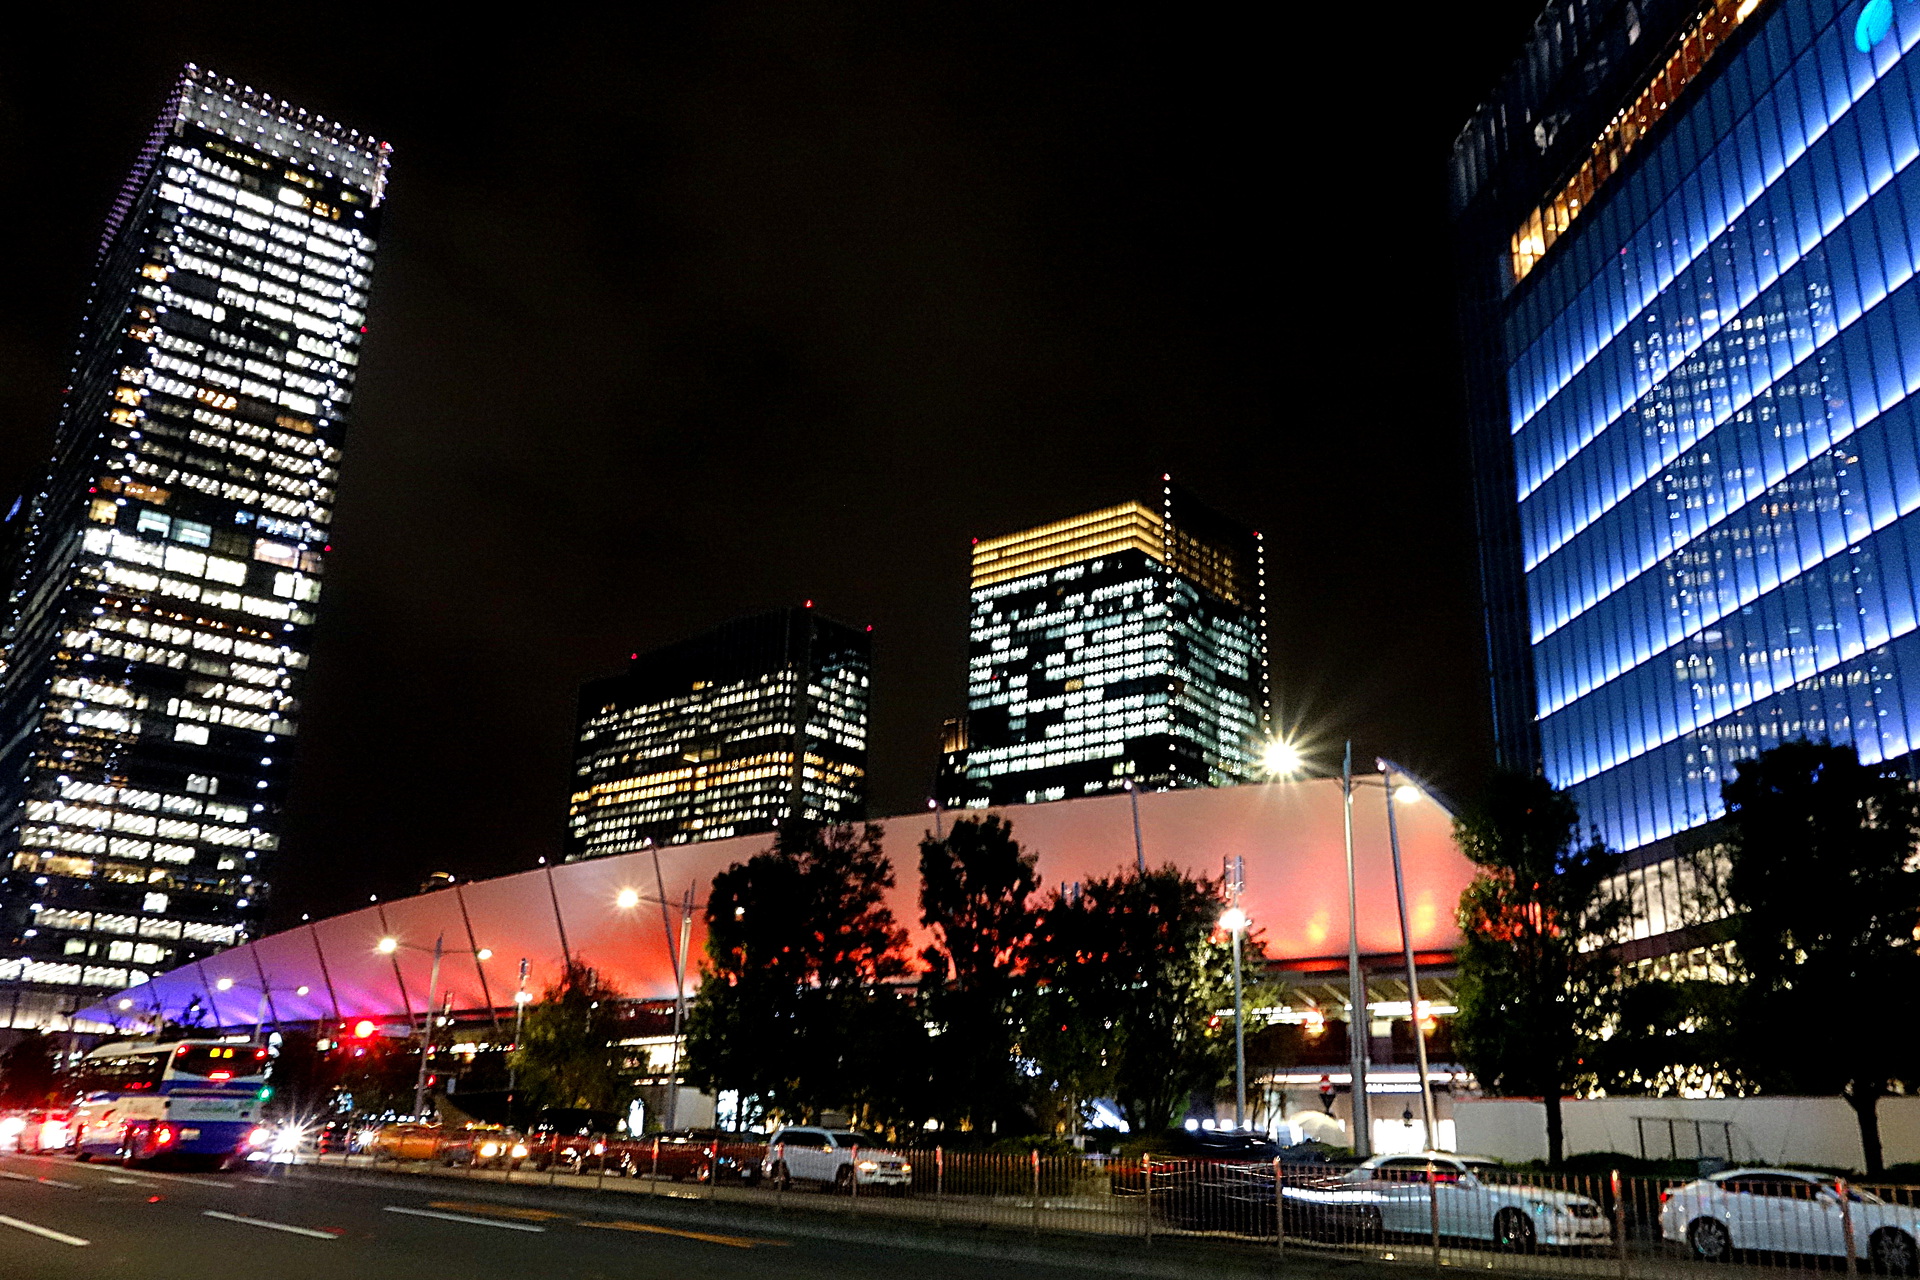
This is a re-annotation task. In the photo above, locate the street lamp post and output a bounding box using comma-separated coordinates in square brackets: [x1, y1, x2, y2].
[377, 934, 491, 1121]
[1342, 741, 1372, 1158]
[1220, 856, 1249, 1131]
[618, 877, 698, 1132]
[212, 975, 311, 1042]
[1378, 759, 1437, 1147]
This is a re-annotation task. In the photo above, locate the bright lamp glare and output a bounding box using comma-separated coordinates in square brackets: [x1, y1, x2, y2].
[296, 986, 311, 996]
[1220, 906, 1250, 933]
[476, 948, 493, 961]
[216, 977, 234, 991]
[1394, 784, 1422, 805]
[118, 999, 133, 1011]
[615, 888, 640, 910]
[376, 937, 398, 954]
[1261, 740, 1304, 777]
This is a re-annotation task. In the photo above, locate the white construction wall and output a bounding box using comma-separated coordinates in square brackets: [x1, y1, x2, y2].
[1454, 1096, 1920, 1172]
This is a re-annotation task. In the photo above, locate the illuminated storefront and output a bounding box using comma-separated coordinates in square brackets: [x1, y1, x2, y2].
[0, 66, 388, 1021]
[1457, 0, 1920, 854]
[567, 607, 869, 856]
[959, 482, 1267, 806]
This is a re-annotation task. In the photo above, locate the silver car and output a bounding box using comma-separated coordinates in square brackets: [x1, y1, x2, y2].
[1661, 1167, 1920, 1272]
[1285, 1153, 1612, 1250]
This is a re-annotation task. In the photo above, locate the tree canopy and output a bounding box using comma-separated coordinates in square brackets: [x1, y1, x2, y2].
[1719, 740, 1920, 1176]
[510, 961, 630, 1113]
[1452, 770, 1625, 1165]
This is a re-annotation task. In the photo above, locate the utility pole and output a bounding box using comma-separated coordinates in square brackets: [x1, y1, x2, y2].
[1343, 742, 1371, 1158]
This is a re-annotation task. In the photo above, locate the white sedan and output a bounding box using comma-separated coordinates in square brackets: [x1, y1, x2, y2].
[1661, 1168, 1920, 1272]
[1284, 1153, 1613, 1250]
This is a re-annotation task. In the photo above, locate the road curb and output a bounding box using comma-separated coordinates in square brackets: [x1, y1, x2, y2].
[285, 1162, 1385, 1278]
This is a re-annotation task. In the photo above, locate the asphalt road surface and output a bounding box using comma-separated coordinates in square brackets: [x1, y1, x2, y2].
[0, 1151, 1098, 1280]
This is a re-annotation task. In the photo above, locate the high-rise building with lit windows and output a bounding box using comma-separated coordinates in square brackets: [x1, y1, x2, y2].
[0, 66, 387, 1023]
[958, 483, 1268, 807]
[1457, 0, 1920, 944]
[568, 607, 870, 858]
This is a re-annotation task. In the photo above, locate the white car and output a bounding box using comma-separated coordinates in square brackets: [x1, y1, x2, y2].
[1285, 1153, 1613, 1251]
[762, 1126, 911, 1193]
[1661, 1167, 1920, 1271]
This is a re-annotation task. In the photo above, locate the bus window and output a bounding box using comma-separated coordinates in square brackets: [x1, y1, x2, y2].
[169, 1045, 269, 1082]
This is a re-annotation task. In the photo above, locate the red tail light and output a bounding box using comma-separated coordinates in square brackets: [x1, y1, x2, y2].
[1660, 1190, 1672, 1204]
[208, 1071, 233, 1081]
[155, 1126, 175, 1146]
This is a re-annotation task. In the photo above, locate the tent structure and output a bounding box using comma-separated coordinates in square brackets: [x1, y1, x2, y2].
[80, 774, 1474, 1032]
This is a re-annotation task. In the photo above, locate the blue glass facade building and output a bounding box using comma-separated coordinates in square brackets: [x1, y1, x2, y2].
[1458, 0, 1920, 854]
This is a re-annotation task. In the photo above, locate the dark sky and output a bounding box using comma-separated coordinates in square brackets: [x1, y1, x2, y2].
[0, 3, 1543, 925]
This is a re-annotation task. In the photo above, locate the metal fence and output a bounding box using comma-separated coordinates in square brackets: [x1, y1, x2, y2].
[303, 1139, 1920, 1277]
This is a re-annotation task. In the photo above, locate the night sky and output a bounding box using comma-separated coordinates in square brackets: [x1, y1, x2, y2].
[0, 3, 1545, 925]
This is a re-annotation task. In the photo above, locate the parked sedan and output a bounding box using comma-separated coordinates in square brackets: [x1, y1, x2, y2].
[1661, 1168, 1920, 1273]
[1284, 1154, 1612, 1251]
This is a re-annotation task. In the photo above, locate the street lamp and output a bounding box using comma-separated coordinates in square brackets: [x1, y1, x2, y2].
[1261, 737, 1305, 779]
[1377, 758, 1439, 1149]
[616, 876, 696, 1131]
[1220, 855, 1249, 1132]
[377, 934, 491, 1120]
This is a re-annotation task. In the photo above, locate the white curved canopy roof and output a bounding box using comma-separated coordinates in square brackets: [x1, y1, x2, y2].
[83, 775, 1471, 1030]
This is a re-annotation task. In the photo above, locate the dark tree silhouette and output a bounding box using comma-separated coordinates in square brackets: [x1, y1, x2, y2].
[918, 815, 1040, 1131]
[1720, 740, 1920, 1177]
[1452, 771, 1625, 1166]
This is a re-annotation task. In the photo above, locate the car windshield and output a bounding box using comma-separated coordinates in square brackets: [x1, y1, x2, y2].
[831, 1131, 882, 1148]
[1458, 1159, 1527, 1185]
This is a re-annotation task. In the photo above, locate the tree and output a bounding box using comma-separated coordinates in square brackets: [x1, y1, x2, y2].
[685, 822, 924, 1129]
[1452, 771, 1626, 1166]
[510, 962, 630, 1112]
[0, 1032, 56, 1109]
[919, 815, 1040, 1131]
[1028, 866, 1242, 1134]
[1719, 740, 1920, 1177]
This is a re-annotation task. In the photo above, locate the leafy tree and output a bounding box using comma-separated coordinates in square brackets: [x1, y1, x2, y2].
[510, 961, 630, 1112]
[1720, 740, 1920, 1177]
[1453, 771, 1626, 1166]
[1027, 866, 1242, 1134]
[919, 815, 1040, 1131]
[686, 822, 924, 1129]
[0, 1032, 56, 1109]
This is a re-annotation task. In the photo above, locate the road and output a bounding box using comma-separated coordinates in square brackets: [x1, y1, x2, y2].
[0, 1151, 1098, 1280]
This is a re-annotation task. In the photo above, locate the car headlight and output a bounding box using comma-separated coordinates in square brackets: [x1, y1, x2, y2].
[901, 1162, 912, 1173]
[511, 1144, 529, 1159]
[857, 1160, 878, 1171]
[479, 1142, 500, 1158]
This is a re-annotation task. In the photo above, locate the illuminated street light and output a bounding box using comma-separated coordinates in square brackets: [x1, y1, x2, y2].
[1394, 783, 1422, 805]
[117, 999, 133, 1011]
[1261, 738, 1305, 778]
[475, 949, 492, 962]
[615, 888, 640, 910]
[1221, 856, 1249, 1130]
[215, 977, 234, 991]
[376, 937, 398, 955]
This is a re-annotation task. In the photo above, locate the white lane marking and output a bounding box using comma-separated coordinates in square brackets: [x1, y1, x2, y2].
[0, 1214, 89, 1246]
[0, 1171, 78, 1189]
[202, 1210, 340, 1240]
[106, 1176, 161, 1186]
[382, 1205, 546, 1233]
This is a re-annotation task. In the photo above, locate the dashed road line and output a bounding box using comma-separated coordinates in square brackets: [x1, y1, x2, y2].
[383, 1205, 546, 1232]
[0, 1214, 89, 1246]
[426, 1199, 568, 1222]
[202, 1210, 341, 1240]
[0, 1170, 79, 1190]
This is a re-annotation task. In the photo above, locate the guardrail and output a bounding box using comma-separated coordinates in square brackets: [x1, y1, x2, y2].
[305, 1138, 1920, 1277]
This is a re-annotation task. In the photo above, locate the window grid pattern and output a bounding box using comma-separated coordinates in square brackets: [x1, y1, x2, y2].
[1507, 0, 1920, 849]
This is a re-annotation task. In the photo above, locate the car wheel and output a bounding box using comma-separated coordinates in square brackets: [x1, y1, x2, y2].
[769, 1161, 791, 1191]
[1495, 1207, 1538, 1253]
[1357, 1207, 1385, 1243]
[1688, 1218, 1733, 1263]
[73, 1152, 91, 1163]
[1872, 1228, 1919, 1275]
[835, 1165, 855, 1195]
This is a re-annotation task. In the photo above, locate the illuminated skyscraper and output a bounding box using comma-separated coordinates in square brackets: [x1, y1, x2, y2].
[0, 67, 387, 1022]
[959, 483, 1268, 806]
[1457, 0, 1920, 937]
[568, 607, 870, 857]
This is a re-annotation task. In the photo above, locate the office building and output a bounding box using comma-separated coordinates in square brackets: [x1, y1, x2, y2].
[0, 66, 388, 1021]
[1458, 0, 1920, 960]
[568, 607, 870, 857]
[958, 482, 1268, 806]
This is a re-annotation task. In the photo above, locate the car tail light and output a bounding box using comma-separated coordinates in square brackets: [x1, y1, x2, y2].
[1660, 1190, 1671, 1204]
[155, 1126, 175, 1146]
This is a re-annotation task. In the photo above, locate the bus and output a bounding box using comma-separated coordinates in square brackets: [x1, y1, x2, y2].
[65, 1039, 274, 1169]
